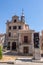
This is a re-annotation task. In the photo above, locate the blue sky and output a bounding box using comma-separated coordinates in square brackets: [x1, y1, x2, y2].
[0, 0, 43, 33]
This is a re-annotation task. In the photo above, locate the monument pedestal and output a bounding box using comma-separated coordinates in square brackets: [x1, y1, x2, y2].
[32, 48, 41, 62]
[34, 49, 41, 60]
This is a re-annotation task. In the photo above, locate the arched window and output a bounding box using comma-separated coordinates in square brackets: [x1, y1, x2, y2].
[14, 19, 16, 23]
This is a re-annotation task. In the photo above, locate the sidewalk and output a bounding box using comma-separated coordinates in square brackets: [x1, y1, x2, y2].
[0, 54, 43, 63]
[0, 55, 17, 63]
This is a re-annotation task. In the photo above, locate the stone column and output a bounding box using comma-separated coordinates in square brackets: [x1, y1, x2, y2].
[18, 33, 22, 54]
[10, 42, 12, 51]
[31, 33, 34, 55]
[19, 33, 21, 43]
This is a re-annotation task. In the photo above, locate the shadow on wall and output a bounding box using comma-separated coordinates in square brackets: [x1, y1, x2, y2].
[3, 50, 33, 56]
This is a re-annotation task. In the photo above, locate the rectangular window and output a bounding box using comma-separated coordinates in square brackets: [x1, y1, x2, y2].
[9, 26, 11, 30]
[18, 26, 21, 29]
[8, 32, 11, 37]
[13, 26, 17, 29]
[24, 36, 28, 43]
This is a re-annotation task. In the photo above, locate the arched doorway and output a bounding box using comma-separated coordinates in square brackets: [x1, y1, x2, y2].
[12, 42, 16, 50]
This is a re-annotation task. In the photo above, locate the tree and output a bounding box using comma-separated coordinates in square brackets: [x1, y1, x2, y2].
[0, 46, 2, 59]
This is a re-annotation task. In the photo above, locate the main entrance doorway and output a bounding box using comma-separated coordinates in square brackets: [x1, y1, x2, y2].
[12, 42, 16, 50]
[23, 47, 28, 54]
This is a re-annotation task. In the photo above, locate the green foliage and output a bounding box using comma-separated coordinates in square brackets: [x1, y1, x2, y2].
[0, 46, 2, 59]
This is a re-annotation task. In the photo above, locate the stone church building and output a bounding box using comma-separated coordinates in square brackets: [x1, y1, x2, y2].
[5, 12, 35, 55]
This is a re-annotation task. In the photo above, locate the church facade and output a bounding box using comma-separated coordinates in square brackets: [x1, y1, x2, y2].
[5, 12, 35, 55]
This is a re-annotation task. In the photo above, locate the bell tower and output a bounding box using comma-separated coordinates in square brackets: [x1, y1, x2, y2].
[21, 9, 25, 22]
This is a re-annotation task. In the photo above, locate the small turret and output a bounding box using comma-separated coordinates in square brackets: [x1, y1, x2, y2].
[21, 9, 25, 22]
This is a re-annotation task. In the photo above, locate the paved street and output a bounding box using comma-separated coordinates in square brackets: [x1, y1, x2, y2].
[14, 58, 43, 65]
[0, 62, 43, 65]
[14, 62, 43, 65]
[0, 60, 43, 65]
[14, 60, 43, 65]
[0, 63, 14, 65]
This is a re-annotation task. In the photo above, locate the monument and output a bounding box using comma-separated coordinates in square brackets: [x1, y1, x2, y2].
[33, 32, 41, 60]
